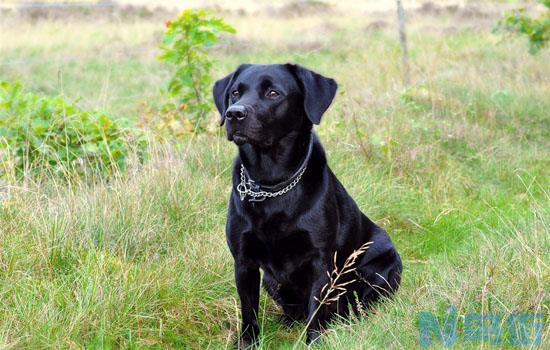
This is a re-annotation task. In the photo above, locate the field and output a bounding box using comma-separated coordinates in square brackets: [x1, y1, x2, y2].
[0, 0, 549, 348]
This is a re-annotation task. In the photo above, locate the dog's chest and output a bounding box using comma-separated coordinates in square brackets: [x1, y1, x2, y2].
[235, 203, 320, 282]
[241, 215, 317, 282]
[254, 231, 316, 285]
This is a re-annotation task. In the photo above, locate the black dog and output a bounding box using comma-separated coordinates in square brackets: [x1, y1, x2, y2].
[213, 64, 402, 346]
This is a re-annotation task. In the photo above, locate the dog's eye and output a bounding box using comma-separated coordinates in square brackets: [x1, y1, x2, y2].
[231, 90, 240, 98]
[266, 89, 280, 99]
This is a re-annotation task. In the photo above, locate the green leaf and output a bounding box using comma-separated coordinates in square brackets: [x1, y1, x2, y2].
[31, 118, 50, 135]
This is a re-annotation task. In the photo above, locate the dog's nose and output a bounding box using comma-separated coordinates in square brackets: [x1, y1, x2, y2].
[225, 105, 247, 121]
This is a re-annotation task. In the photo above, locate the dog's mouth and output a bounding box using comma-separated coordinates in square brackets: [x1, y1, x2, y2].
[231, 132, 249, 146]
[230, 132, 274, 148]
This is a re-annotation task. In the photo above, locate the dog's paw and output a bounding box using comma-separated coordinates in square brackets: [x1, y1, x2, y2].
[237, 335, 256, 350]
[306, 329, 323, 345]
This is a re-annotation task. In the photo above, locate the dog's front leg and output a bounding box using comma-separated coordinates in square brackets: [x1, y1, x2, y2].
[305, 259, 333, 344]
[235, 262, 260, 349]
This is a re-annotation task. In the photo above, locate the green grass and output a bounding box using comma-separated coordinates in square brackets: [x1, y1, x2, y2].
[0, 1, 549, 348]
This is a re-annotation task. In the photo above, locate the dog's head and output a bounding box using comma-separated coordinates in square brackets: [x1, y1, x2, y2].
[213, 64, 337, 147]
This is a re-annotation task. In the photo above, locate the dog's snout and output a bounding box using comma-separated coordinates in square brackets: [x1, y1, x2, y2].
[225, 105, 247, 121]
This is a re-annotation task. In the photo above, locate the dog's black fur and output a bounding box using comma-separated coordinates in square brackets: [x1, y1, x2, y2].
[213, 63, 402, 347]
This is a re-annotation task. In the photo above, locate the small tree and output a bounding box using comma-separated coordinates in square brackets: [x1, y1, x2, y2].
[495, 0, 549, 54]
[159, 9, 235, 135]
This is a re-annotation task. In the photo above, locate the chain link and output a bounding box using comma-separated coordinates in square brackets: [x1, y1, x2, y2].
[237, 164, 307, 202]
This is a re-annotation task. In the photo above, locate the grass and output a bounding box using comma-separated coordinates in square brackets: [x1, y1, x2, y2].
[0, 0, 549, 348]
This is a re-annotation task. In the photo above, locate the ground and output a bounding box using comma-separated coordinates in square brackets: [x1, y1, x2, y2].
[0, 0, 548, 349]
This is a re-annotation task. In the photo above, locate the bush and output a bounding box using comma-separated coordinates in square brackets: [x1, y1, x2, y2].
[0, 80, 146, 180]
[495, 0, 550, 54]
[158, 9, 235, 135]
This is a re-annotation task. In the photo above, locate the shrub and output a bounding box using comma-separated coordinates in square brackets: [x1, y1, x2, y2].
[0, 80, 146, 180]
[495, 0, 550, 54]
[158, 9, 235, 135]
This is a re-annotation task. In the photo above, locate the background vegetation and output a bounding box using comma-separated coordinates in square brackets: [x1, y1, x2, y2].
[0, 0, 548, 348]
[0, 80, 145, 180]
[495, 0, 549, 54]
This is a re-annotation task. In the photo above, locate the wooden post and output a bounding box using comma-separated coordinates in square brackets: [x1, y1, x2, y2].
[396, 0, 410, 85]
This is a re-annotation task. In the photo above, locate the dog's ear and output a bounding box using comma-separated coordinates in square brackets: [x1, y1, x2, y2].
[286, 64, 338, 125]
[213, 64, 251, 126]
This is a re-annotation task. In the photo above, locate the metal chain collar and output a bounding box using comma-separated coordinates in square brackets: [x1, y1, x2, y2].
[236, 163, 307, 202]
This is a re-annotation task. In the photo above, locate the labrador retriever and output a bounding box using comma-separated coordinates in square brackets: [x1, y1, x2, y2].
[213, 63, 402, 347]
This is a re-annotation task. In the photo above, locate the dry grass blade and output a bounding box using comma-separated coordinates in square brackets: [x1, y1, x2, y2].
[317, 241, 373, 307]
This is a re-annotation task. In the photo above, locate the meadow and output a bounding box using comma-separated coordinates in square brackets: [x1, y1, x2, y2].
[0, 0, 548, 348]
